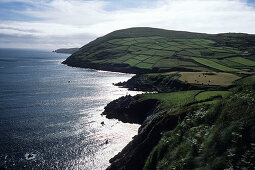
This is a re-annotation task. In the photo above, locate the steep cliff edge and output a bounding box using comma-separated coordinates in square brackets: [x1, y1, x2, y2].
[102, 95, 159, 124]
[102, 75, 255, 170]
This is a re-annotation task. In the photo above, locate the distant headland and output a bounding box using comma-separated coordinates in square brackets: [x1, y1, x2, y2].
[53, 48, 79, 54]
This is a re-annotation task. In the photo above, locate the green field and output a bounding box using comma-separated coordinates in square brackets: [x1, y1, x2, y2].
[228, 57, 255, 66]
[139, 90, 201, 109]
[192, 57, 240, 72]
[211, 58, 244, 68]
[124, 58, 141, 66]
[143, 56, 162, 64]
[195, 91, 231, 101]
[136, 62, 154, 69]
[154, 58, 180, 68]
[134, 55, 151, 61]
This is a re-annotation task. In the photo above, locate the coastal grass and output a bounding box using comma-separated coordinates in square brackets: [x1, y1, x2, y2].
[139, 90, 201, 109]
[195, 91, 231, 101]
[235, 74, 255, 90]
[196, 99, 221, 105]
[144, 90, 255, 170]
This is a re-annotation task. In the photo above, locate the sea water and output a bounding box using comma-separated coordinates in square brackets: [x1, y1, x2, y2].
[0, 48, 140, 169]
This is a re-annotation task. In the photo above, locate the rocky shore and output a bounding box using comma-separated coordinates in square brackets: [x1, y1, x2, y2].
[104, 97, 193, 170]
[102, 95, 159, 124]
[115, 73, 230, 92]
[62, 58, 154, 74]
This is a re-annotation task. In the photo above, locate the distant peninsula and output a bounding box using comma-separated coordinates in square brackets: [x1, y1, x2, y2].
[53, 48, 79, 54]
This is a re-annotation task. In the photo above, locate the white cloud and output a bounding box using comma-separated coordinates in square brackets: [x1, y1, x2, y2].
[0, 0, 255, 49]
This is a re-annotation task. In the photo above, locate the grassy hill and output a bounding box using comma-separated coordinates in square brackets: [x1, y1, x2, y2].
[105, 74, 255, 170]
[63, 27, 255, 170]
[63, 27, 255, 73]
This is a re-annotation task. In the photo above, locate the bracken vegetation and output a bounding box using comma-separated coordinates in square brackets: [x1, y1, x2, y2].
[144, 90, 255, 170]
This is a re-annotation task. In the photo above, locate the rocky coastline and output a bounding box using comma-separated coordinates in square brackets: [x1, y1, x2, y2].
[61, 60, 237, 170]
[114, 74, 230, 92]
[60, 27, 255, 169]
[102, 93, 195, 170]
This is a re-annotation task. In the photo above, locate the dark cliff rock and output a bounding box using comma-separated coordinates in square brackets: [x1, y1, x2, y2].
[115, 74, 191, 92]
[106, 107, 195, 170]
[102, 91, 199, 170]
[115, 74, 228, 92]
[102, 95, 159, 124]
[62, 57, 198, 74]
[62, 58, 154, 74]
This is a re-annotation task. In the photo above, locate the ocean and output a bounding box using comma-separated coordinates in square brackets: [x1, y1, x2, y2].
[0, 48, 140, 169]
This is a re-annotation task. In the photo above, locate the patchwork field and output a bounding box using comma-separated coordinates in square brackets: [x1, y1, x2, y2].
[192, 57, 241, 72]
[66, 28, 255, 73]
[178, 72, 241, 86]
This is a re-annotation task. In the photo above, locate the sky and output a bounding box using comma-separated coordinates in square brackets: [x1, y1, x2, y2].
[0, 0, 255, 50]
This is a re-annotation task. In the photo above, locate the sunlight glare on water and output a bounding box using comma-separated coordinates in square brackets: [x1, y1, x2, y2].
[0, 49, 141, 169]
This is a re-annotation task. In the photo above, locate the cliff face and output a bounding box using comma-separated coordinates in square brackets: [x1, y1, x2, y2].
[115, 73, 229, 92]
[143, 91, 255, 170]
[107, 110, 187, 170]
[62, 57, 154, 74]
[102, 95, 159, 124]
[103, 90, 255, 170]
[102, 74, 255, 170]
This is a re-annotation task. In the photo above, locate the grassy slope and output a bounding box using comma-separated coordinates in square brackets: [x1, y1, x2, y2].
[138, 90, 231, 110]
[139, 90, 201, 109]
[65, 27, 255, 73]
[144, 93, 255, 170]
[143, 76, 255, 170]
[105, 74, 255, 170]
